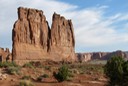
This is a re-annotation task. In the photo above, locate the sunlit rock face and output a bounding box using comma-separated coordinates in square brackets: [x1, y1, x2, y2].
[12, 7, 50, 61]
[12, 7, 76, 63]
[49, 13, 75, 61]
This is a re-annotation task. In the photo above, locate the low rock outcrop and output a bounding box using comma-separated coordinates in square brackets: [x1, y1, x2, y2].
[0, 48, 12, 62]
[12, 7, 75, 63]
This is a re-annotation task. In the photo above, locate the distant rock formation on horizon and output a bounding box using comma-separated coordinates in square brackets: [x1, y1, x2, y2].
[12, 7, 76, 63]
[76, 50, 128, 62]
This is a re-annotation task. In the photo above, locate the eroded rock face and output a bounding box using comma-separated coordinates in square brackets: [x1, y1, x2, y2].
[49, 13, 75, 61]
[12, 7, 75, 62]
[12, 7, 50, 61]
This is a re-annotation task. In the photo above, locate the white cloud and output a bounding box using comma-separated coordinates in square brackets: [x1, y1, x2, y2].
[0, 0, 128, 52]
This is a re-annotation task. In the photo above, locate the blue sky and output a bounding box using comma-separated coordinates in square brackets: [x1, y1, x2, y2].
[0, 0, 128, 52]
[60, 0, 128, 19]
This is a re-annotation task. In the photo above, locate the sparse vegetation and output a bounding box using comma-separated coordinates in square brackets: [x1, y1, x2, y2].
[37, 74, 49, 81]
[7, 66, 21, 75]
[29, 61, 43, 68]
[42, 74, 49, 78]
[23, 61, 43, 68]
[44, 66, 51, 71]
[0, 62, 21, 75]
[20, 75, 33, 86]
[23, 62, 34, 69]
[19, 80, 34, 86]
[0, 61, 18, 68]
[0, 60, 107, 85]
[69, 63, 104, 75]
[22, 75, 31, 80]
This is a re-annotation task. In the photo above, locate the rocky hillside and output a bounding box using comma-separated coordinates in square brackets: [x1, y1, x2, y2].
[12, 7, 76, 63]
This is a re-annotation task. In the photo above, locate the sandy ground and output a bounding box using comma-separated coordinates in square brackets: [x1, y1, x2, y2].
[0, 63, 107, 86]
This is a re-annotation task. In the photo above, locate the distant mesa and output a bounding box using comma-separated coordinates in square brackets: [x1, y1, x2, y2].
[12, 7, 76, 64]
[76, 50, 128, 62]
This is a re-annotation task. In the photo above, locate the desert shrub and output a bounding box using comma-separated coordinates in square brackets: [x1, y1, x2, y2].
[22, 75, 31, 80]
[44, 66, 51, 71]
[104, 56, 128, 86]
[7, 66, 21, 75]
[54, 65, 71, 82]
[23, 61, 43, 68]
[0, 61, 18, 68]
[30, 61, 43, 68]
[37, 74, 49, 81]
[42, 74, 49, 78]
[19, 80, 34, 86]
[23, 62, 34, 69]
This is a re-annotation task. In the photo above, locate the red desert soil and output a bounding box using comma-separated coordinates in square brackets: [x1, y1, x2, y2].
[0, 62, 107, 86]
[0, 74, 107, 86]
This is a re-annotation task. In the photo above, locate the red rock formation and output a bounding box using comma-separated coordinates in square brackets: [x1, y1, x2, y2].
[76, 50, 127, 62]
[49, 13, 75, 61]
[12, 7, 50, 61]
[12, 7, 75, 63]
[76, 53, 92, 62]
[0, 48, 12, 62]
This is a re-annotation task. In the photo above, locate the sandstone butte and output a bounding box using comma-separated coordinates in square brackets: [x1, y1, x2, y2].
[12, 7, 76, 63]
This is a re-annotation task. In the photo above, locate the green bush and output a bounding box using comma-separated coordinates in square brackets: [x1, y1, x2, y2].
[54, 65, 71, 82]
[19, 80, 34, 86]
[104, 56, 128, 86]
[122, 61, 128, 86]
